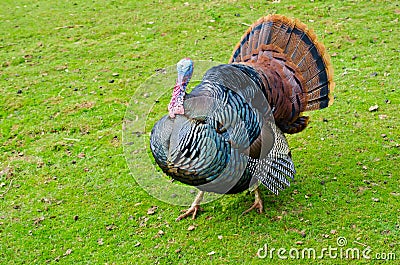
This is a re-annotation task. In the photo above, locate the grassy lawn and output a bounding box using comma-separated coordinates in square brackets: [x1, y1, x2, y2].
[1, 0, 399, 264]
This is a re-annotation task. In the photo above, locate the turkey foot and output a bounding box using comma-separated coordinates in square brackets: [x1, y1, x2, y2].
[176, 191, 204, 221]
[242, 187, 263, 215]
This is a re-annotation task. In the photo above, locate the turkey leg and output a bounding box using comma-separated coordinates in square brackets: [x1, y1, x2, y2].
[242, 187, 263, 214]
[176, 190, 204, 221]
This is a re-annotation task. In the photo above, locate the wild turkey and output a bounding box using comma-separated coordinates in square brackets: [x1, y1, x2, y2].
[150, 14, 334, 221]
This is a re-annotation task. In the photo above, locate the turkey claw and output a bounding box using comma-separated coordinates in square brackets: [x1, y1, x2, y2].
[242, 199, 263, 215]
[175, 205, 203, 221]
[242, 187, 263, 215]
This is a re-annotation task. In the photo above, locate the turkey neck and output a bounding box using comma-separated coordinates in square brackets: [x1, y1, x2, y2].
[168, 58, 193, 118]
[168, 82, 185, 118]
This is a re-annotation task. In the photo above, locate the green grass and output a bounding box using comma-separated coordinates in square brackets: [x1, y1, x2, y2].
[1, 0, 399, 264]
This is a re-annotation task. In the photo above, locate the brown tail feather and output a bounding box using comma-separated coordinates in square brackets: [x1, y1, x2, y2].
[229, 15, 334, 133]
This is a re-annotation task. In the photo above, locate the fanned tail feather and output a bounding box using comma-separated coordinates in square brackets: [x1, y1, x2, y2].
[230, 14, 334, 112]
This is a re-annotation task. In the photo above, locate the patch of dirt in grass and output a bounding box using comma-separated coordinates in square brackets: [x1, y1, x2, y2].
[63, 101, 95, 114]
